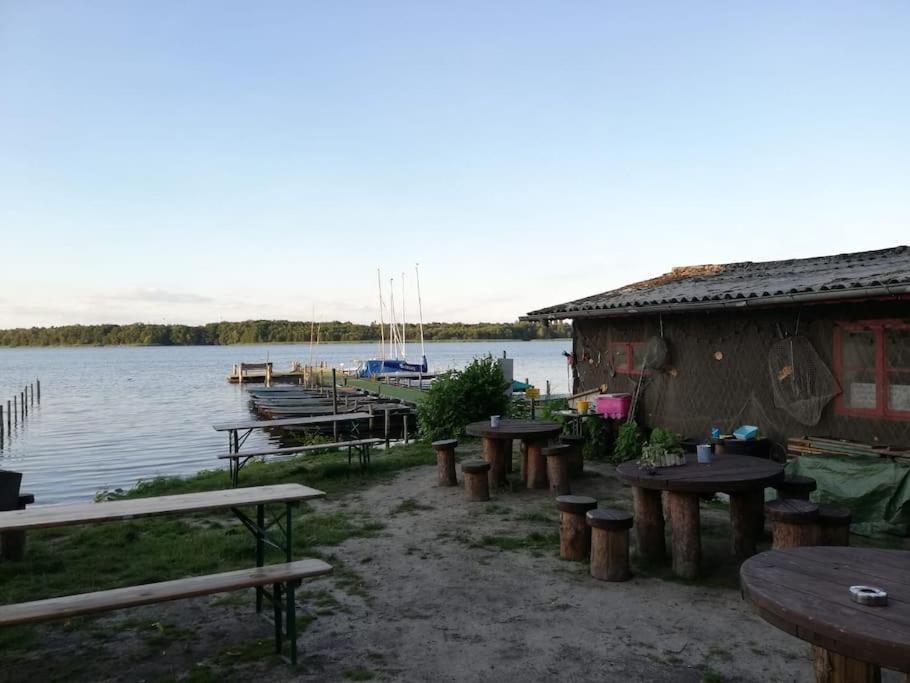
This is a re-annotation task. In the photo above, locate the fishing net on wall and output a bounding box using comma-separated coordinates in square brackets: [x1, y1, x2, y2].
[767, 336, 840, 426]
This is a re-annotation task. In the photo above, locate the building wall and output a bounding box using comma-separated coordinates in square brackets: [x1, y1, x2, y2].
[572, 300, 910, 448]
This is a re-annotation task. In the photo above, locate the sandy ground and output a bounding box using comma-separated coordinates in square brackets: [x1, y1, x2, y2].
[4, 447, 906, 682]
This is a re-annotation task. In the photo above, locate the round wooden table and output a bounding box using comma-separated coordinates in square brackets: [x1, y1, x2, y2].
[615, 453, 784, 578]
[465, 419, 562, 489]
[741, 547, 910, 681]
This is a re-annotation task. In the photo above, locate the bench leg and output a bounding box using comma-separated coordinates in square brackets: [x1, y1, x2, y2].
[286, 580, 298, 665]
[273, 582, 283, 654]
[256, 504, 265, 613]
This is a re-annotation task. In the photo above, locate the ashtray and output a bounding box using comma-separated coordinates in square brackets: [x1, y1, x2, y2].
[849, 585, 888, 606]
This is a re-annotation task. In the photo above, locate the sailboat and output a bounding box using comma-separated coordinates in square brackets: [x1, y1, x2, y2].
[357, 265, 429, 378]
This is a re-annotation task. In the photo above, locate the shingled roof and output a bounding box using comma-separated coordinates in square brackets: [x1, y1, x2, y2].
[524, 246, 910, 320]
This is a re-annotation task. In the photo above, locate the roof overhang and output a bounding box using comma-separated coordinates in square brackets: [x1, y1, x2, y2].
[521, 285, 910, 322]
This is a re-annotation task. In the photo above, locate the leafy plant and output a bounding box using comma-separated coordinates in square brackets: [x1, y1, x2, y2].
[612, 420, 642, 462]
[584, 415, 611, 461]
[417, 355, 510, 441]
[648, 427, 682, 454]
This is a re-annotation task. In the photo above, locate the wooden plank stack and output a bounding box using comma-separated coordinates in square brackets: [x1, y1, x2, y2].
[788, 436, 910, 464]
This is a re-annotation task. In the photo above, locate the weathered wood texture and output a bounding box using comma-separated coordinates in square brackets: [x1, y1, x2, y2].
[818, 504, 852, 547]
[556, 496, 597, 561]
[740, 547, 910, 674]
[462, 461, 490, 502]
[729, 491, 760, 557]
[0, 559, 332, 627]
[525, 440, 549, 490]
[615, 453, 784, 493]
[212, 412, 372, 432]
[432, 439, 458, 487]
[666, 491, 701, 579]
[765, 499, 820, 549]
[587, 510, 633, 582]
[0, 484, 325, 533]
[632, 487, 665, 562]
[482, 437, 508, 489]
[560, 434, 585, 477]
[544, 445, 571, 495]
[812, 647, 881, 683]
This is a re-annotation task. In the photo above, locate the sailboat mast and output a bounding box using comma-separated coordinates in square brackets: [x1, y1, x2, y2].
[401, 272, 406, 358]
[388, 278, 400, 357]
[376, 268, 385, 361]
[415, 263, 426, 357]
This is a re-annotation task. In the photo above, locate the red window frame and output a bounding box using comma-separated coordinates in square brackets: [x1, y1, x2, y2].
[833, 319, 910, 421]
[609, 341, 650, 375]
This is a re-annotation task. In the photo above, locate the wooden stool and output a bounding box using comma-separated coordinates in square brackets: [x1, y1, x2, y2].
[559, 434, 585, 477]
[775, 475, 817, 500]
[482, 438, 508, 489]
[556, 495, 597, 561]
[765, 499, 819, 549]
[818, 504, 851, 546]
[431, 439, 458, 487]
[543, 445, 571, 495]
[525, 439, 549, 489]
[461, 460, 491, 502]
[586, 509, 633, 581]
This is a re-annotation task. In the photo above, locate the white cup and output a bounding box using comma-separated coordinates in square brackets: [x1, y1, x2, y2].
[490, 415, 501, 428]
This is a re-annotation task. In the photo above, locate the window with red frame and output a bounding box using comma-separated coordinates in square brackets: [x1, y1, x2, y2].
[609, 341, 648, 374]
[834, 321, 910, 420]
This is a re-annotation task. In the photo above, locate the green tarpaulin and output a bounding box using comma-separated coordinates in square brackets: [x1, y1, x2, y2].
[786, 455, 910, 537]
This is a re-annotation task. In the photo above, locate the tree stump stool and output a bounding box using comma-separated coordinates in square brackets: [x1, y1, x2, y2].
[765, 499, 820, 549]
[431, 439, 458, 487]
[818, 504, 852, 546]
[543, 445, 571, 495]
[587, 509, 633, 581]
[482, 438, 508, 489]
[461, 460, 491, 502]
[559, 434, 585, 477]
[556, 495, 597, 561]
[775, 475, 817, 500]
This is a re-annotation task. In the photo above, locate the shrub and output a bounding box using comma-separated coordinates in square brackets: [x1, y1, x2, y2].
[612, 420, 642, 462]
[648, 427, 682, 454]
[417, 355, 510, 441]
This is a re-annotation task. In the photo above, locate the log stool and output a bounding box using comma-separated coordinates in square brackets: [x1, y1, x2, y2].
[525, 439, 549, 489]
[775, 475, 817, 500]
[543, 445, 571, 495]
[765, 499, 819, 549]
[559, 434, 585, 477]
[818, 504, 852, 546]
[586, 509, 633, 581]
[461, 460, 491, 502]
[556, 495, 597, 561]
[431, 439, 458, 487]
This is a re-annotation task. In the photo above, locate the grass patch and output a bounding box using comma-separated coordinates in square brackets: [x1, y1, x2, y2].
[390, 497, 434, 515]
[343, 668, 375, 680]
[515, 509, 556, 524]
[701, 668, 725, 683]
[479, 531, 559, 553]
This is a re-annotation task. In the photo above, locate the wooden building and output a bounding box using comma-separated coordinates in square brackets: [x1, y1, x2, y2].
[524, 247, 910, 447]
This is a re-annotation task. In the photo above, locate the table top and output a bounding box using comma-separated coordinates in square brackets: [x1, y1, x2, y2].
[614, 453, 784, 493]
[213, 412, 372, 431]
[0, 484, 325, 532]
[741, 547, 910, 672]
[465, 419, 562, 440]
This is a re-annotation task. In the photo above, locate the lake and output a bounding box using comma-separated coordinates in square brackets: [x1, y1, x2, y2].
[0, 340, 571, 503]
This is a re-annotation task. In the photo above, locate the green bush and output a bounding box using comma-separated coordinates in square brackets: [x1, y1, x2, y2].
[648, 427, 682, 454]
[417, 355, 510, 441]
[612, 420, 642, 462]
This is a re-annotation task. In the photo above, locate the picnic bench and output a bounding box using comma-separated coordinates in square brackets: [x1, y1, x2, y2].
[212, 412, 374, 454]
[0, 484, 326, 664]
[218, 438, 385, 486]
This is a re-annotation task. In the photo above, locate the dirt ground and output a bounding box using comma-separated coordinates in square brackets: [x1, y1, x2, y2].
[5, 446, 906, 682]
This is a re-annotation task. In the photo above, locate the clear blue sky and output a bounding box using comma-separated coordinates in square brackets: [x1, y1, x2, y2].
[1, 1, 907, 327]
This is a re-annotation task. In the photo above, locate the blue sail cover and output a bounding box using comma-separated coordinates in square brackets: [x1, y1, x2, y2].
[359, 356, 428, 378]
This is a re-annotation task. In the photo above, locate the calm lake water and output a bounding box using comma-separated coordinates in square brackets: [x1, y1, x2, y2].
[0, 340, 570, 504]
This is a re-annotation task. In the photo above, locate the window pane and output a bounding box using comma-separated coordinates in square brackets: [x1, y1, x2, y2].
[886, 328, 910, 412]
[842, 330, 877, 409]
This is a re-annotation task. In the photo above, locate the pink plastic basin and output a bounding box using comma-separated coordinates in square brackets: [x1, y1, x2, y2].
[596, 394, 632, 419]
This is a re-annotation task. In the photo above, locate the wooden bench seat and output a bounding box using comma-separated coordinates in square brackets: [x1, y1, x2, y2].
[219, 439, 386, 486]
[0, 559, 332, 664]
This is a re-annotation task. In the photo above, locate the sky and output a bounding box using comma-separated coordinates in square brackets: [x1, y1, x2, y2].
[1, 1, 908, 328]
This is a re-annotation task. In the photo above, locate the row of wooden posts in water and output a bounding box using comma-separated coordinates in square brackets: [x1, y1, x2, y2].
[0, 379, 40, 448]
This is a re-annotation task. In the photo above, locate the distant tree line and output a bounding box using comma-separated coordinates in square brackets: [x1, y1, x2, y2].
[0, 320, 571, 347]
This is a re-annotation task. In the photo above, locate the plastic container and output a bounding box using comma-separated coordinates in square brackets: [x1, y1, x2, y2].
[696, 444, 713, 464]
[576, 400, 590, 414]
[733, 425, 759, 441]
[595, 393, 632, 419]
[490, 415, 501, 428]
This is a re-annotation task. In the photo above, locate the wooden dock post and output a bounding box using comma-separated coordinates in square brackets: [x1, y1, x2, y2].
[384, 408, 391, 448]
[36, 378, 40, 404]
[13, 396, 18, 425]
[1, 405, 4, 445]
[331, 369, 338, 441]
[546, 380, 551, 400]
[30, 383, 34, 407]
[6, 400, 10, 431]
[403, 413, 409, 444]
[21, 391, 26, 418]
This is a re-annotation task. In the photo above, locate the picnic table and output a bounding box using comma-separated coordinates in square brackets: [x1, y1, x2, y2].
[465, 419, 562, 489]
[615, 453, 784, 578]
[0, 484, 326, 663]
[741, 547, 910, 680]
[213, 412, 373, 453]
